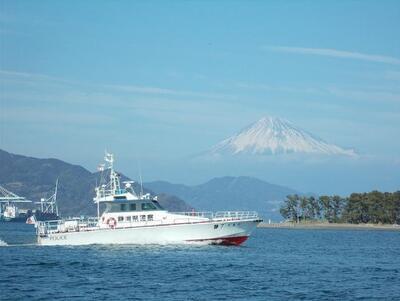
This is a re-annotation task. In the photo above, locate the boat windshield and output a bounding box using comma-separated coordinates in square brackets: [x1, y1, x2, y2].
[105, 202, 137, 213]
[104, 200, 163, 213]
[152, 200, 164, 210]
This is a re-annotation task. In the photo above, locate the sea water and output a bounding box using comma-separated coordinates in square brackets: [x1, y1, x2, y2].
[1, 223, 399, 300]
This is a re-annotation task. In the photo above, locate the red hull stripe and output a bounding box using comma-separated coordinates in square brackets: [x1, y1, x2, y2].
[187, 235, 249, 246]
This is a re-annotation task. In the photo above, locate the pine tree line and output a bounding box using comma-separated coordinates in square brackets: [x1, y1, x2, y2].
[280, 191, 400, 224]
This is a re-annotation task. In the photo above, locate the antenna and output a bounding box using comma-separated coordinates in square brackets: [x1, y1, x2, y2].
[55, 178, 59, 216]
[138, 160, 144, 197]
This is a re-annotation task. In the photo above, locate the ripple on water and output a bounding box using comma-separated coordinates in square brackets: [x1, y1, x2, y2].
[1, 225, 400, 301]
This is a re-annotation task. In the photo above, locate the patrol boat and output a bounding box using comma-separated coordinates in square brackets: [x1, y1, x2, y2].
[36, 153, 262, 246]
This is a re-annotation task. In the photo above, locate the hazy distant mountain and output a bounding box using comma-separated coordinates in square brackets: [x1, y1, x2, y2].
[145, 176, 299, 221]
[209, 116, 356, 157]
[0, 149, 192, 216]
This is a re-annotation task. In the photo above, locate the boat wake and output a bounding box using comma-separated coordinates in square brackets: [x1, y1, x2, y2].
[0, 238, 9, 246]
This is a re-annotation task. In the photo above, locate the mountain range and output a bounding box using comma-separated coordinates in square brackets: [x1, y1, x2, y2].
[209, 116, 356, 157]
[145, 176, 298, 220]
[1, 149, 298, 220]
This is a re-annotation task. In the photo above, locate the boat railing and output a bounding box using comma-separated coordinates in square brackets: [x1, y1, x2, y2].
[214, 211, 259, 220]
[172, 211, 214, 219]
[172, 211, 259, 221]
[37, 217, 99, 236]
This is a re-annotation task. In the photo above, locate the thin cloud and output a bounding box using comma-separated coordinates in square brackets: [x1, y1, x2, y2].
[264, 46, 400, 65]
[0, 69, 236, 101]
[0, 69, 78, 86]
[385, 70, 400, 81]
[235, 80, 400, 104]
[106, 84, 235, 100]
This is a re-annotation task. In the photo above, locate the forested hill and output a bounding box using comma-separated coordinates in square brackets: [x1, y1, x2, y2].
[0, 149, 192, 216]
[280, 191, 400, 224]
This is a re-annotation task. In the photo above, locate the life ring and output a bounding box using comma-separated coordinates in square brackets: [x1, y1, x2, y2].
[106, 217, 117, 229]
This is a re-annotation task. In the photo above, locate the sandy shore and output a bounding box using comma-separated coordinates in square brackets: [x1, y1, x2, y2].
[258, 222, 400, 231]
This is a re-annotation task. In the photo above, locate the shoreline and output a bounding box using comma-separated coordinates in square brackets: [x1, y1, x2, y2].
[258, 222, 400, 231]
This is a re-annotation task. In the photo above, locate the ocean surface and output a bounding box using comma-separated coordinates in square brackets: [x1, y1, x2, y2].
[1, 223, 399, 301]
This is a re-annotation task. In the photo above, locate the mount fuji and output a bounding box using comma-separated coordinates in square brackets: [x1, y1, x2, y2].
[209, 117, 357, 157]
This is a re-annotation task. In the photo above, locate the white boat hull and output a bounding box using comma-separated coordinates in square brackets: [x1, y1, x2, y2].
[38, 219, 260, 246]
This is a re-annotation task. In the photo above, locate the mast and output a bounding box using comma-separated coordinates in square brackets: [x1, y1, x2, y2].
[54, 178, 59, 216]
[104, 153, 121, 194]
[139, 170, 144, 198]
[93, 152, 140, 206]
[35, 180, 59, 215]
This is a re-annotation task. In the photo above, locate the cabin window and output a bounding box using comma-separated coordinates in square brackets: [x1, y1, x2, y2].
[129, 204, 136, 211]
[105, 203, 126, 213]
[132, 216, 138, 222]
[126, 216, 131, 222]
[140, 215, 146, 221]
[147, 214, 154, 221]
[141, 202, 157, 211]
[118, 216, 124, 222]
[152, 200, 164, 210]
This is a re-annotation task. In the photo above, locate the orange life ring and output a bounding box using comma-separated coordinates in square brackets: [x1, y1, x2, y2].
[106, 217, 117, 229]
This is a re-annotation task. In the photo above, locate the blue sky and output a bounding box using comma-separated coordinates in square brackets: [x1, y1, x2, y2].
[0, 1, 399, 193]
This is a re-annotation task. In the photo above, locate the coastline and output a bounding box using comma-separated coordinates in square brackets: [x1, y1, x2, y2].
[258, 222, 400, 231]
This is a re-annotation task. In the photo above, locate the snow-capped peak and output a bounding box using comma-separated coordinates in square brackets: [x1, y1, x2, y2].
[210, 116, 357, 156]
